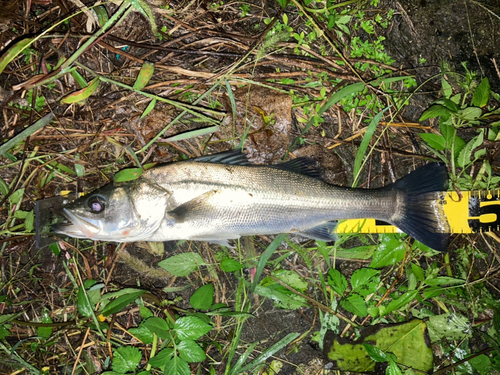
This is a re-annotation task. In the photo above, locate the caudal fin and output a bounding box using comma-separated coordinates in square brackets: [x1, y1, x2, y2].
[386, 163, 450, 251]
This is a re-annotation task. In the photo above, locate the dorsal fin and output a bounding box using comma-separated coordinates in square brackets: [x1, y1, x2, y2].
[272, 157, 321, 179]
[193, 149, 252, 166]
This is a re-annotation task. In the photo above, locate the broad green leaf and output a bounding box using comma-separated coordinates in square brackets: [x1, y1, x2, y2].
[353, 107, 388, 185]
[441, 76, 452, 98]
[272, 270, 307, 292]
[327, 269, 348, 296]
[458, 106, 482, 122]
[335, 245, 376, 260]
[469, 354, 491, 375]
[37, 309, 53, 339]
[142, 317, 171, 339]
[0, 38, 34, 76]
[456, 130, 484, 167]
[190, 283, 214, 310]
[0, 113, 54, 156]
[420, 133, 446, 150]
[0, 177, 8, 197]
[340, 293, 367, 317]
[350, 268, 380, 297]
[177, 339, 206, 362]
[362, 343, 388, 362]
[387, 359, 402, 375]
[411, 264, 424, 281]
[112, 346, 142, 373]
[77, 286, 94, 317]
[220, 257, 242, 272]
[141, 98, 156, 118]
[102, 290, 145, 316]
[129, 323, 154, 344]
[164, 355, 190, 375]
[427, 313, 470, 342]
[472, 77, 490, 108]
[369, 234, 406, 268]
[148, 348, 174, 368]
[24, 210, 35, 232]
[384, 290, 418, 315]
[424, 276, 465, 287]
[139, 305, 154, 319]
[158, 252, 205, 277]
[324, 319, 433, 372]
[114, 167, 143, 182]
[0, 313, 22, 325]
[419, 104, 450, 121]
[133, 62, 155, 90]
[161, 125, 220, 142]
[254, 284, 307, 310]
[174, 316, 212, 341]
[0, 325, 10, 340]
[435, 98, 459, 112]
[94, 5, 109, 26]
[60, 77, 100, 104]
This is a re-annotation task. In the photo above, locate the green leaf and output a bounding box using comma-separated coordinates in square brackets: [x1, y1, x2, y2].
[273, 270, 307, 292]
[362, 343, 388, 362]
[254, 284, 307, 310]
[142, 317, 171, 339]
[427, 313, 470, 342]
[158, 253, 205, 277]
[114, 167, 143, 182]
[419, 104, 450, 121]
[0, 177, 8, 197]
[220, 257, 243, 272]
[252, 233, 287, 292]
[77, 286, 94, 317]
[420, 133, 446, 151]
[1, 113, 54, 157]
[435, 98, 459, 112]
[24, 210, 35, 232]
[384, 290, 418, 315]
[441, 76, 453, 98]
[133, 61, 155, 90]
[141, 98, 156, 118]
[369, 235, 406, 268]
[340, 293, 367, 317]
[387, 359, 402, 375]
[0, 325, 10, 340]
[327, 269, 348, 296]
[102, 290, 145, 316]
[0, 38, 34, 76]
[60, 77, 100, 104]
[353, 108, 388, 185]
[472, 77, 490, 107]
[456, 130, 484, 167]
[424, 276, 465, 286]
[469, 354, 491, 375]
[324, 319, 433, 372]
[37, 309, 53, 339]
[350, 268, 380, 297]
[161, 125, 220, 142]
[129, 323, 154, 344]
[112, 346, 142, 373]
[174, 316, 212, 341]
[190, 283, 214, 310]
[177, 339, 206, 362]
[148, 348, 174, 368]
[164, 355, 190, 375]
[458, 106, 482, 122]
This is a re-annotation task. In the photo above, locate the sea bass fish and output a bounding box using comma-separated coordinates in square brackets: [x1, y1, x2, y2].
[53, 150, 450, 251]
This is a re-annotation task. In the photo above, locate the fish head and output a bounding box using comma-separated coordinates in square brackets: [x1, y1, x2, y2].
[53, 180, 168, 242]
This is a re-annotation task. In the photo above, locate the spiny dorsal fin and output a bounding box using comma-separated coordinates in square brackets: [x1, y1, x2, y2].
[193, 149, 252, 166]
[272, 157, 321, 179]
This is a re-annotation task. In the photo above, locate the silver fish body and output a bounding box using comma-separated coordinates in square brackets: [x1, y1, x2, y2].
[53, 150, 450, 251]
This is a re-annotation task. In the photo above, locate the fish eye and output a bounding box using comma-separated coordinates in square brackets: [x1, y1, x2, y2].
[87, 195, 106, 214]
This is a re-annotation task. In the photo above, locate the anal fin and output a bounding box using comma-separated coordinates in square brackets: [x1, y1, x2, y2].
[297, 221, 338, 242]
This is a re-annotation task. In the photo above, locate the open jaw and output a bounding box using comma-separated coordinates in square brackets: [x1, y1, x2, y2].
[52, 208, 101, 239]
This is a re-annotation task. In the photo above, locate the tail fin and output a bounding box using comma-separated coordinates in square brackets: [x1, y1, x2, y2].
[386, 163, 450, 251]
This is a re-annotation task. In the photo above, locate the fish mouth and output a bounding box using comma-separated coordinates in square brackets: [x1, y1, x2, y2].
[52, 208, 101, 239]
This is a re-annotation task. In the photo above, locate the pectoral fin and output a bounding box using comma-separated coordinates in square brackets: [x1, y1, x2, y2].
[297, 221, 338, 242]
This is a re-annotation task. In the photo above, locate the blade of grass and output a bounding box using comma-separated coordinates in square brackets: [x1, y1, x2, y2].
[352, 107, 390, 187]
[251, 233, 287, 293]
[161, 125, 220, 142]
[0, 113, 54, 156]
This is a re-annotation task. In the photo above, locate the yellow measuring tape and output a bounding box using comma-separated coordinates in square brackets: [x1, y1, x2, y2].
[336, 191, 500, 234]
